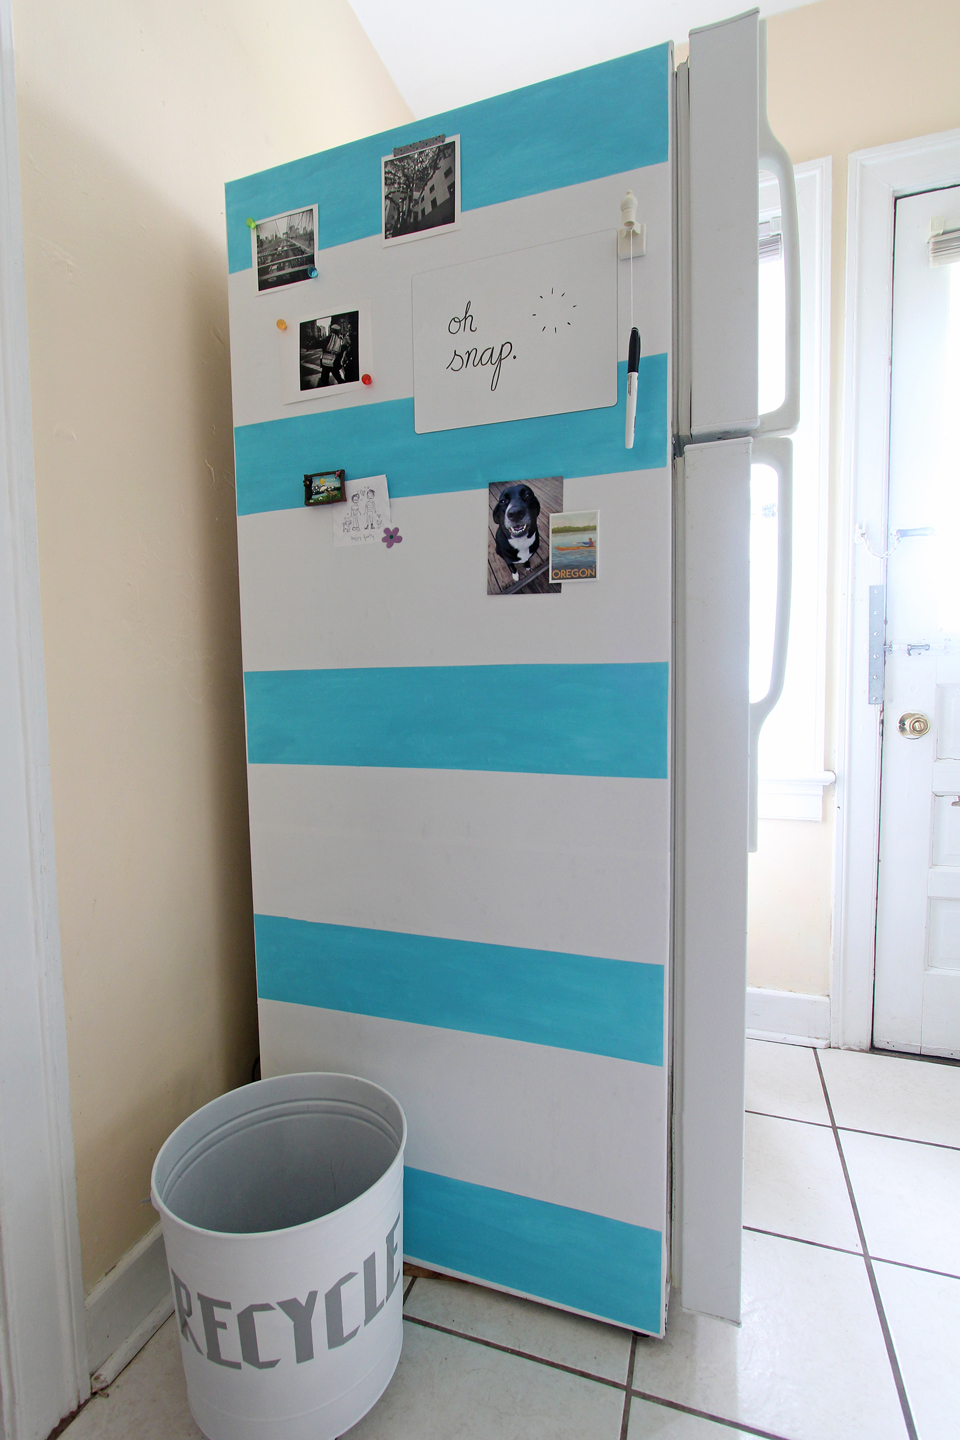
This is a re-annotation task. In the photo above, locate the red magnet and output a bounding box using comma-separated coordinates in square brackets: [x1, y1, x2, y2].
[361, 374, 373, 386]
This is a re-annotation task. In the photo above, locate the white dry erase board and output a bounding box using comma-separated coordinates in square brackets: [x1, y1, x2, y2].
[412, 231, 619, 434]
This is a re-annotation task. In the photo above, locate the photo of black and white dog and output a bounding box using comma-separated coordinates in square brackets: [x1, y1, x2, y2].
[487, 477, 563, 595]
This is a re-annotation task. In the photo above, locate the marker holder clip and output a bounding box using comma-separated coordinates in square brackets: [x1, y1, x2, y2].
[618, 191, 647, 260]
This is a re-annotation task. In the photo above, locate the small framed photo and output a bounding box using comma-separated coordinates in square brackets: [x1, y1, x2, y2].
[279, 303, 370, 405]
[549, 510, 599, 582]
[382, 136, 460, 246]
[303, 470, 346, 506]
[253, 206, 318, 291]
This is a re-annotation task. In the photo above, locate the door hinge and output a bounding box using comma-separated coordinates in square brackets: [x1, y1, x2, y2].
[869, 585, 885, 704]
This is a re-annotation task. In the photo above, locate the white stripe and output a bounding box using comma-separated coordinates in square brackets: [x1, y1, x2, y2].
[228, 164, 671, 429]
[259, 999, 667, 1233]
[248, 764, 669, 966]
[238, 470, 670, 672]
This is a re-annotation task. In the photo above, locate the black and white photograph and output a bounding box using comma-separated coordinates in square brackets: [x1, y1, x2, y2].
[299, 311, 360, 390]
[488, 477, 564, 595]
[382, 135, 460, 245]
[254, 206, 317, 291]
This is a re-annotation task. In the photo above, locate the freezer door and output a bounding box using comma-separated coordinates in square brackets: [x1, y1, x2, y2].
[680, 9, 801, 441]
[685, 9, 760, 440]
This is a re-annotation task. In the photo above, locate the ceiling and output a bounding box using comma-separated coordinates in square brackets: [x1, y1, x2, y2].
[348, 0, 805, 118]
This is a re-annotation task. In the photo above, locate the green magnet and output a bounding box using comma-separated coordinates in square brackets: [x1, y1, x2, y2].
[246, 217, 256, 229]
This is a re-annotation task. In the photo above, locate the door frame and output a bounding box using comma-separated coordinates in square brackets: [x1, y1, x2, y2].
[834, 127, 960, 1049]
[0, 0, 90, 1432]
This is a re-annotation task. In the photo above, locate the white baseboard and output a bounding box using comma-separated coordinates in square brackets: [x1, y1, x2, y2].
[746, 986, 831, 1046]
[84, 1222, 174, 1389]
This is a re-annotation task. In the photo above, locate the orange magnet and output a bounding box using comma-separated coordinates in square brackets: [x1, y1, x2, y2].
[276, 319, 288, 331]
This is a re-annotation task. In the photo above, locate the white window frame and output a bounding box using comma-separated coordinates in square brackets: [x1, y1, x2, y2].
[756, 156, 833, 820]
[834, 127, 960, 1049]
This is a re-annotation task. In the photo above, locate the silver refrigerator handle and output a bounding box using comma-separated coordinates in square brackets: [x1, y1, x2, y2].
[756, 21, 801, 437]
[748, 435, 793, 851]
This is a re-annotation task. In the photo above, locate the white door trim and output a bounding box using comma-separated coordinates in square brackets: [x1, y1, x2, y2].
[834, 127, 960, 1049]
[0, 0, 90, 1433]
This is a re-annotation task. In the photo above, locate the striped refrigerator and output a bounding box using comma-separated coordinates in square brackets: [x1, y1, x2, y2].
[224, 8, 799, 1337]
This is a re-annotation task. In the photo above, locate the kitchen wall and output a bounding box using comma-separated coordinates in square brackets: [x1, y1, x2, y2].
[12, 0, 412, 1292]
[15, 0, 960, 1292]
[747, 0, 960, 998]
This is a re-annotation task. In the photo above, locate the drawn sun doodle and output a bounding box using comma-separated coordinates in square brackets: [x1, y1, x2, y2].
[530, 286, 578, 336]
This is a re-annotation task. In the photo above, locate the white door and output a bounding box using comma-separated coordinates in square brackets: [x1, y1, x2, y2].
[873, 185, 960, 1057]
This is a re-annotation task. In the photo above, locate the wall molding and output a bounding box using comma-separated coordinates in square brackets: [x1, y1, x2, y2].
[746, 986, 830, 1046]
[0, 1, 89, 1434]
[834, 127, 960, 1050]
[758, 771, 835, 821]
[85, 1224, 173, 1391]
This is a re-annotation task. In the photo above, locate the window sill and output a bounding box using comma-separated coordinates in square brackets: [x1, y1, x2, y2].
[758, 772, 836, 822]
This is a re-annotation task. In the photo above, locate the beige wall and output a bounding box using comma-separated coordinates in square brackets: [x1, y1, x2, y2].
[13, 0, 412, 1292]
[747, 0, 960, 996]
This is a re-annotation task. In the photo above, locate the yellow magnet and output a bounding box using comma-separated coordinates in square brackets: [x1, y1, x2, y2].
[276, 319, 287, 331]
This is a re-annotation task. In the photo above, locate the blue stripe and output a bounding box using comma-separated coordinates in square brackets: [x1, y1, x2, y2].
[404, 1167, 662, 1332]
[244, 663, 669, 779]
[226, 47, 669, 273]
[235, 355, 667, 517]
[255, 914, 664, 1065]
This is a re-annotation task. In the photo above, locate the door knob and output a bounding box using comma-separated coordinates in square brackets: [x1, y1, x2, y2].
[898, 712, 931, 737]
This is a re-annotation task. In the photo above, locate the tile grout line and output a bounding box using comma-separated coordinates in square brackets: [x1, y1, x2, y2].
[618, 1333, 638, 1440]
[629, 1387, 793, 1440]
[402, 1312, 628, 1391]
[746, 1108, 831, 1129]
[402, 1296, 796, 1440]
[743, 1225, 862, 1258]
[868, 1046, 960, 1068]
[404, 1308, 793, 1440]
[745, 1228, 960, 1297]
[870, 1253, 960, 1284]
[747, 1107, 960, 1153]
[814, 1048, 919, 1440]
[837, 1124, 960, 1154]
[403, 1274, 417, 1302]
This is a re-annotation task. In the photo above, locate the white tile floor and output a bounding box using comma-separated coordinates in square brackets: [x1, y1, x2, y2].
[63, 1042, 960, 1440]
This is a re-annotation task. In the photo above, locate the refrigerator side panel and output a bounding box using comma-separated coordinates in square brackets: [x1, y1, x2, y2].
[673, 437, 750, 1323]
[687, 10, 759, 439]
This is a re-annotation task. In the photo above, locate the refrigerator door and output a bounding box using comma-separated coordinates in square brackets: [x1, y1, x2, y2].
[672, 11, 800, 1324]
[685, 11, 759, 440]
[674, 435, 751, 1323]
[225, 46, 675, 1336]
[674, 431, 795, 1315]
[680, 9, 800, 441]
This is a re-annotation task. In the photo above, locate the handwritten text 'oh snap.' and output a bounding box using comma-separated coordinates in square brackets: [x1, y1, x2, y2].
[446, 301, 515, 392]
